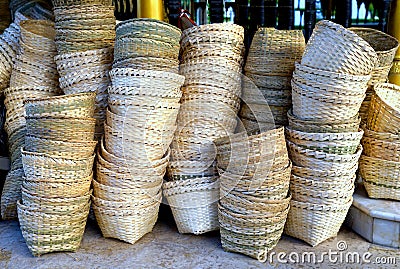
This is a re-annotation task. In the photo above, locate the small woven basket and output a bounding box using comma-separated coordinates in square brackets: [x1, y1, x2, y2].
[361, 128, 400, 161]
[24, 92, 96, 118]
[301, 20, 377, 75]
[284, 198, 353, 247]
[288, 109, 361, 133]
[285, 127, 363, 155]
[366, 83, 400, 134]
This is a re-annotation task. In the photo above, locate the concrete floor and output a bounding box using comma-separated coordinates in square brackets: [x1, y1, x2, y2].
[0, 205, 399, 269]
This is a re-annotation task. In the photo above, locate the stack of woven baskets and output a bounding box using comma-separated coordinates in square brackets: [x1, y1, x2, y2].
[92, 19, 184, 244]
[215, 127, 291, 259]
[113, 18, 181, 73]
[349, 28, 399, 124]
[55, 47, 113, 139]
[53, 0, 115, 139]
[360, 83, 400, 201]
[1, 19, 60, 220]
[0, 24, 18, 94]
[284, 20, 376, 246]
[163, 23, 244, 235]
[241, 28, 305, 130]
[53, 0, 115, 54]
[17, 92, 96, 256]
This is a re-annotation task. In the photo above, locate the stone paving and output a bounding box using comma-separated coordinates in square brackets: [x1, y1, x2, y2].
[0, 206, 399, 269]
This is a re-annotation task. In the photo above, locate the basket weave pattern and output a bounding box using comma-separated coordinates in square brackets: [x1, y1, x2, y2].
[164, 23, 244, 235]
[17, 93, 97, 256]
[284, 20, 373, 247]
[215, 127, 291, 259]
[1, 19, 60, 221]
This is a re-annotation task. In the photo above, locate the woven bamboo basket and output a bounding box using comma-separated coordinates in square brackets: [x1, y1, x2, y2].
[116, 18, 181, 46]
[291, 164, 358, 182]
[21, 150, 95, 180]
[245, 27, 305, 76]
[285, 127, 363, 154]
[245, 72, 292, 90]
[19, 20, 56, 52]
[181, 43, 244, 66]
[291, 81, 365, 121]
[109, 68, 185, 90]
[114, 37, 179, 61]
[219, 188, 291, 215]
[0, 167, 24, 220]
[96, 163, 164, 189]
[361, 128, 400, 161]
[301, 20, 377, 75]
[52, 0, 113, 7]
[292, 73, 368, 97]
[93, 202, 159, 244]
[91, 191, 162, 210]
[109, 84, 181, 99]
[98, 144, 170, 175]
[293, 62, 371, 90]
[92, 180, 161, 202]
[17, 200, 90, 256]
[25, 117, 96, 141]
[22, 175, 92, 198]
[290, 175, 355, 205]
[284, 198, 353, 246]
[287, 141, 362, 171]
[55, 47, 113, 71]
[21, 187, 91, 213]
[288, 109, 361, 133]
[163, 180, 220, 234]
[167, 160, 218, 179]
[25, 136, 97, 159]
[359, 155, 400, 200]
[24, 92, 96, 118]
[349, 28, 399, 68]
[366, 83, 400, 134]
[112, 57, 179, 73]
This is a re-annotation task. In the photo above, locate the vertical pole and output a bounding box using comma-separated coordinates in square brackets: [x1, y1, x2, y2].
[278, 0, 294, 29]
[304, 0, 316, 41]
[209, 0, 224, 23]
[335, 0, 352, 27]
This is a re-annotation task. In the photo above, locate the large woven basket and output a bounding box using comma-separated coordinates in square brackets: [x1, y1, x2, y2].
[301, 20, 377, 75]
[349, 27, 399, 68]
[17, 200, 90, 256]
[93, 202, 159, 244]
[288, 109, 361, 133]
[245, 27, 305, 76]
[284, 198, 353, 246]
[21, 149, 95, 180]
[359, 154, 400, 201]
[24, 92, 96, 118]
[361, 128, 400, 161]
[366, 83, 400, 134]
[163, 179, 220, 234]
[287, 141, 362, 171]
[285, 127, 363, 155]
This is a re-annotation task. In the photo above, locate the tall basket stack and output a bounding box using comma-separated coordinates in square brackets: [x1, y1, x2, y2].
[285, 20, 376, 246]
[18, 92, 96, 256]
[241, 28, 305, 130]
[1, 19, 60, 220]
[53, 0, 115, 139]
[92, 19, 184, 244]
[113, 18, 181, 73]
[360, 83, 400, 201]
[349, 28, 399, 125]
[163, 23, 245, 235]
[215, 127, 292, 259]
[0, 1, 54, 95]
